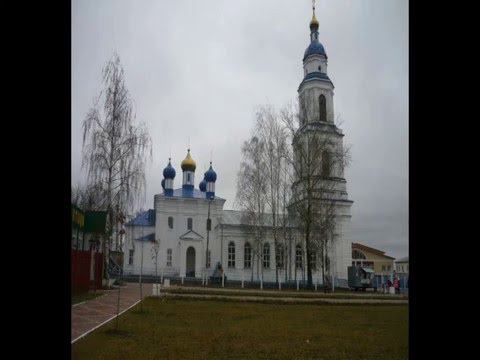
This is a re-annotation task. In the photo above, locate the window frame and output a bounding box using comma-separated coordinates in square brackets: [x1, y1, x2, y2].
[168, 216, 174, 229]
[228, 241, 236, 268]
[187, 217, 193, 230]
[167, 248, 172, 267]
[296, 245, 303, 269]
[244, 242, 252, 269]
[128, 249, 134, 265]
[263, 243, 270, 269]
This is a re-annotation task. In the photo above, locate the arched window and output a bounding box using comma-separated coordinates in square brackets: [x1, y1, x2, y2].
[168, 216, 174, 229]
[319, 94, 326, 122]
[244, 242, 252, 269]
[263, 243, 270, 268]
[296, 245, 303, 269]
[276, 244, 284, 269]
[310, 251, 317, 271]
[321, 150, 331, 177]
[228, 241, 235, 268]
[352, 249, 366, 260]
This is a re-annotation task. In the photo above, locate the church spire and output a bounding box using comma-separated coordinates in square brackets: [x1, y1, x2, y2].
[310, 0, 319, 31]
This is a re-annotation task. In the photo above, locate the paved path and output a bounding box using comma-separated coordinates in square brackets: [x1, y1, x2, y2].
[71, 282, 152, 343]
[162, 292, 408, 305]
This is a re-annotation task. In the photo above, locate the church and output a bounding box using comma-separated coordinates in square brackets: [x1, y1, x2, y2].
[123, 7, 353, 286]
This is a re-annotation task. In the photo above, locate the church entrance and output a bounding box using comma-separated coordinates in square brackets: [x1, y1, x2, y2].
[186, 246, 196, 277]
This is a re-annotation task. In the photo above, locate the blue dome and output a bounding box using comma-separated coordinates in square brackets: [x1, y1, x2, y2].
[204, 163, 217, 182]
[199, 179, 207, 192]
[303, 41, 326, 61]
[163, 159, 176, 179]
[161, 178, 165, 190]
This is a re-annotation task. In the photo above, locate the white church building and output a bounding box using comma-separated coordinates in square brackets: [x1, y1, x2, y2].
[123, 9, 353, 286]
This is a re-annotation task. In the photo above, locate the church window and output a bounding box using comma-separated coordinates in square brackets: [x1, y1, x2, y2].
[187, 173, 191, 182]
[382, 265, 386, 271]
[352, 249, 366, 260]
[276, 244, 284, 269]
[318, 65, 322, 72]
[128, 249, 134, 265]
[244, 242, 252, 269]
[207, 250, 211, 268]
[319, 94, 326, 122]
[263, 243, 270, 268]
[322, 151, 331, 177]
[296, 245, 303, 269]
[310, 251, 317, 271]
[168, 217, 174, 229]
[187, 217, 193, 230]
[228, 241, 235, 268]
[167, 249, 172, 267]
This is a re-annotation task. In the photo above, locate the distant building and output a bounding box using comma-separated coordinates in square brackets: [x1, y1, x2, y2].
[351, 243, 395, 276]
[395, 256, 409, 275]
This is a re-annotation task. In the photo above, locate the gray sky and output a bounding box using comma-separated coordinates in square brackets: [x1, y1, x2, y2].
[72, 0, 408, 259]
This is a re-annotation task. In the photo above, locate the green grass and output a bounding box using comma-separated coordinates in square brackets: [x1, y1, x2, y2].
[163, 287, 408, 301]
[72, 291, 103, 305]
[72, 297, 408, 359]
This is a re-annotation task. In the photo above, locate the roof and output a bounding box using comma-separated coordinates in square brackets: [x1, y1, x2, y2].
[396, 256, 409, 263]
[126, 209, 155, 226]
[159, 188, 225, 200]
[134, 233, 156, 242]
[362, 268, 375, 274]
[220, 210, 293, 228]
[298, 71, 333, 90]
[179, 230, 204, 241]
[352, 242, 395, 260]
[303, 41, 326, 61]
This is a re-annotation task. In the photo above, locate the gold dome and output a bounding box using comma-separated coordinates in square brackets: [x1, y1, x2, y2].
[310, 13, 319, 30]
[181, 149, 196, 172]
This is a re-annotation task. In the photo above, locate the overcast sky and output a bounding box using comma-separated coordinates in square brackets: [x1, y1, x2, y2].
[72, 0, 408, 259]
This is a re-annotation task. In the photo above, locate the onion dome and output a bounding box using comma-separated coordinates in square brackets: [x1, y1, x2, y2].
[181, 149, 196, 172]
[161, 178, 165, 190]
[199, 178, 207, 192]
[304, 41, 326, 59]
[310, 12, 319, 31]
[204, 162, 217, 182]
[163, 158, 176, 179]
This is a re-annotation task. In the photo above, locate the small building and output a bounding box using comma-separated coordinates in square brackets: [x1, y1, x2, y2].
[351, 242, 395, 276]
[395, 256, 409, 275]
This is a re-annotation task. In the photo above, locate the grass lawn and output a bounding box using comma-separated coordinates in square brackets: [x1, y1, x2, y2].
[72, 291, 103, 306]
[72, 297, 408, 359]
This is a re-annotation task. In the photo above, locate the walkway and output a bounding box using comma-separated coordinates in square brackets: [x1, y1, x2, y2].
[71, 282, 152, 343]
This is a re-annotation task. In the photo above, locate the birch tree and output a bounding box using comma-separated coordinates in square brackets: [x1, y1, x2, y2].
[82, 53, 152, 280]
[235, 136, 268, 282]
[254, 105, 289, 285]
[280, 100, 350, 288]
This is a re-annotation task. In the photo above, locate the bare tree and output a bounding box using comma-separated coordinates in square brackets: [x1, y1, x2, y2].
[235, 136, 268, 282]
[280, 100, 350, 289]
[151, 239, 160, 281]
[254, 105, 289, 285]
[81, 52, 152, 281]
[71, 183, 106, 211]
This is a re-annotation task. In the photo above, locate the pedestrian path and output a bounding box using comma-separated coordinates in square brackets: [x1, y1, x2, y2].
[71, 283, 151, 343]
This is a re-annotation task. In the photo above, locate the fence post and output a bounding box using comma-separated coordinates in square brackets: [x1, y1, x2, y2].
[181, 276, 184, 285]
[241, 273, 244, 288]
[296, 279, 299, 291]
[222, 272, 225, 288]
[279, 280, 281, 291]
